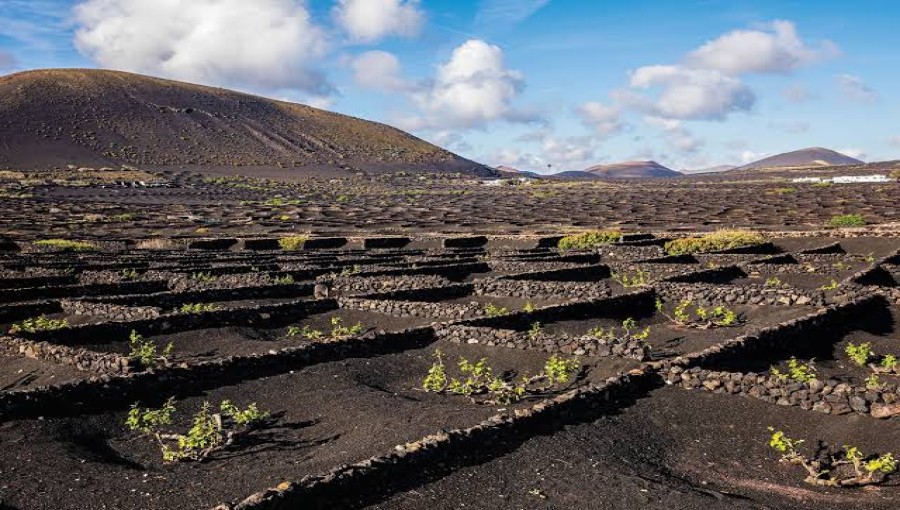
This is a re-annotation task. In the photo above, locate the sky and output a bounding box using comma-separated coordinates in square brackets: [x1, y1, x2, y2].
[1, 0, 898, 173]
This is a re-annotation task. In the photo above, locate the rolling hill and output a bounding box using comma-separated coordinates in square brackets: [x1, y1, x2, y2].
[584, 160, 682, 178]
[736, 148, 863, 171]
[0, 69, 488, 174]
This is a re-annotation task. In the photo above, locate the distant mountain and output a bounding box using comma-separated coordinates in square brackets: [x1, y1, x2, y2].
[550, 170, 600, 180]
[736, 148, 864, 171]
[0, 68, 490, 174]
[584, 160, 682, 178]
[495, 165, 520, 173]
[683, 164, 735, 174]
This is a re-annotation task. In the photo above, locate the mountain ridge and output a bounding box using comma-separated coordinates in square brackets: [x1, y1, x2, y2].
[0, 68, 488, 174]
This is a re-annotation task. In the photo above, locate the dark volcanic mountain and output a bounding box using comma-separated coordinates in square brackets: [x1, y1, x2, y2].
[584, 160, 682, 178]
[736, 147, 863, 171]
[0, 69, 487, 174]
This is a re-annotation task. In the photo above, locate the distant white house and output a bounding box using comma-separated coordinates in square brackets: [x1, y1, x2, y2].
[791, 174, 893, 184]
[830, 174, 892, 183]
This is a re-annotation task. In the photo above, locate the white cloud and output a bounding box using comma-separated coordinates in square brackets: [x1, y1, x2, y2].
[781, 83, 812, 103]
[474, 0, 551, 27]
[73, 0, 330, 94]
[836, 74, 876, 103]
[491, 147, 546, 171]
[740, 151, 769, 164]
[838, 148, 867, 160]
[888, 136, 900, 148]
[350, 50, 410, 91]
[333, 0, 424, 43]
[0, 51, 17, 71]
[576, 102, 623, 138]
[644, 116, 703, 153]
[540, 135, 597, 168]
[628, 65, 755, 121]
[685, 20, 839, 75]
[406, 39, 535, 130]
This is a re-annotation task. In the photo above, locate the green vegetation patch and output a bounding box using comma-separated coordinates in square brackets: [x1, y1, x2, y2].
[557, 230, 623, 251]
[829, 214, 866, 227]
[664, 230, 766, 255]
[33, 239, 98, 252]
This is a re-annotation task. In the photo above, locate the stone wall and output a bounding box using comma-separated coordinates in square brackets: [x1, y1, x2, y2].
[436, 324, 649, 359]
[664, 366, 900, 419]
[0, 335, 138, 375]
[61, 300, 161, 321]
[473, 278, 610, 301]
[654, 281, 834, 307]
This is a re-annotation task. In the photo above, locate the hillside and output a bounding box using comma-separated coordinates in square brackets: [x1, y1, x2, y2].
[0, 69, 486, 174]
[736, 147, 863, 171]
[584, 160, 681, 178]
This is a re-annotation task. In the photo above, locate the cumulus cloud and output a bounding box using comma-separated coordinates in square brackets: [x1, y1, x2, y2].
[406, 39, 536, 130]
[612, 21, 833, 123]
[333, 0, 424, 43]
[0, 51, 17, 71]
[781, 83, 813, 103]
[838, 148, 867, 160]
[644, 116, 703, 153]
[627, 65, 755, 121]
[888, 136, 900, 148]
[73, 0, 330, 94]
[685, 20, 839, 75]
[576, 102, 623, 138]
[836, 74, 876, 103]
[350, 50, 411, 91]
[491, 147, 546, 171]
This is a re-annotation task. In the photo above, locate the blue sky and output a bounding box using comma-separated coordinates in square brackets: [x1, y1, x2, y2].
[1, 0, 898, 172]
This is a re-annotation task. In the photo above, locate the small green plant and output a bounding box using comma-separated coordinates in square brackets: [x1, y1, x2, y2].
[340, 265, 362, 276]
[330, 316, 365, 338]
[179, 303, 220, 314]
[664, 230, 766, 255]
[656, 298, 741, 329]
[286, 325, 324, 340]
[764, 277, 785, 288]
[820, 279, 840, 291]
[770, 357, 817, 383]
[557, 230, 623, 251]
[878, 354, 898, 374]
[612, 269, 650, 288]
[588, 317, 650, 343]
[767, 428, 896, 487]
[121, 268, 140, 280]
[127, 399, 270, 462]
[422, 351, 580, 405]
[829, 214, 866, 228]
[33, 239, 98, 252]
[278, 235, 309, 251]
[845, 342, 873, 366]
[190, 271, 216, 283]
[865, 373, 882, 390]
[528, 321, 543, 340]
[522, 301, 536, 313]
[483, 303, 510, 317]
[129, 330, 173, 368]
[9, 315, 69, 334]
[273, 274, 295, 285]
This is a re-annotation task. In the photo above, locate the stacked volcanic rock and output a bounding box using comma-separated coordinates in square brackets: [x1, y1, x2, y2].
[437, 325, 648, 360]
[474, 279, 610, 302]
[655, 282, 835, 307]
[338, 297, 484, 320]
[667, 366, 900, 419]
[62, 299, 161, 321]
[325, 274, 450, 295]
